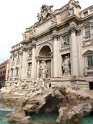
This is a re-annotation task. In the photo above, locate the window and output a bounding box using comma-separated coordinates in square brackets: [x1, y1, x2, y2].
[87, 55, 93, 67]
[16, 67, 19, 76]
[85, 26, 90, 39]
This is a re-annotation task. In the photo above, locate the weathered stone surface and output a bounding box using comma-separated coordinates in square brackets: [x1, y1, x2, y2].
[0, 78, 93, 124]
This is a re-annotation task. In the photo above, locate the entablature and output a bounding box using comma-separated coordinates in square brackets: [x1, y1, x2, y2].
[60, 46, 70, 53]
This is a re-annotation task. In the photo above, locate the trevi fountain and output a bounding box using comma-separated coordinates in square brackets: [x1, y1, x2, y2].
[0, 0, 93, 123]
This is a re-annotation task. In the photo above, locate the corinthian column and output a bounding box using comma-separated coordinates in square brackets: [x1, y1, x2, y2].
[52, 30, 61, 77]
[70, 23, 79, 76]
[31, 40, 36, 80]
[36, 60, 39, 79]
[21, 47, 27, 80]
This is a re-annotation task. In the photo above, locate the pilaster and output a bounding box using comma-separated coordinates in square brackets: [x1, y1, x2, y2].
[31, 40, 36, 80]
[52, 30, 61, 77]
[69, 23, 79, 76]
[36, 60, 39, 79]
[21, 46, 28, 80]
[77, 29, 83, 76]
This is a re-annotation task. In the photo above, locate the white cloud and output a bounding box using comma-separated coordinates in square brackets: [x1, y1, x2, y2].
[0, 0, 92, 63]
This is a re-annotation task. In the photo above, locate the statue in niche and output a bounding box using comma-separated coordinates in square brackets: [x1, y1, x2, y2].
[39, 60, 48, 79]
[28, 49, 32, 58]
[68, 0, 75, 15]
[62, 56, 70, 75]
[37, 4, 53, 22]
[27, 63, 32, 77]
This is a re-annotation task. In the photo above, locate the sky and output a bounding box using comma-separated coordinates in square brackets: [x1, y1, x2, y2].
[0, 0, 93, 63]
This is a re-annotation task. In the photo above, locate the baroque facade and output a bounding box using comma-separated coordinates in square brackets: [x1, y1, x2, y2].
[9, 0, 93, 87]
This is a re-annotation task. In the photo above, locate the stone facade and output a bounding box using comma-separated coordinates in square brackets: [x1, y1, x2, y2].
[9, 0, 93, 87]
[0, 59, 10, 88]
[9, 43, 23, 81]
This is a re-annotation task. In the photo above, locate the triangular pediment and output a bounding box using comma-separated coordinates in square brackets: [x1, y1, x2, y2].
[83, 50, 93, 56]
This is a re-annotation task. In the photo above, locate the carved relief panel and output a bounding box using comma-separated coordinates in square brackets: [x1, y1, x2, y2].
[60, 34, 70, 49]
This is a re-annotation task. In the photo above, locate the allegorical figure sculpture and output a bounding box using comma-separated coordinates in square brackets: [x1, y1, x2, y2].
[68, 0, 75, 15]
[39, 61, 48, 79]
[37, 4, 53, 22]
[27, 63, 32, 77]
[30, 26, 35, 37]
[62, 56, 70, 75]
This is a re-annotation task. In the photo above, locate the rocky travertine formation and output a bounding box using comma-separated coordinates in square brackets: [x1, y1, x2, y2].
[0, 79, 93, 124]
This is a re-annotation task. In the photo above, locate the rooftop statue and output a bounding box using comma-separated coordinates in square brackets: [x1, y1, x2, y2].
[68, 0, 75, 15]
[68, 0, 81, 15]
[37, 4, 53, 22]
[29, 26, 35, 37]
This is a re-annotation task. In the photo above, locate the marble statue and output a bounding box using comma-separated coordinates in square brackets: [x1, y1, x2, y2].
[30, 26, 35, 37]
[27, 63, 32, 77]
[37, 4, 53, 22]
[68, 0, 75, 15]
[39, 61, 48, 79]
[37, 13, 42, 22]
[62, 56, 70, 75]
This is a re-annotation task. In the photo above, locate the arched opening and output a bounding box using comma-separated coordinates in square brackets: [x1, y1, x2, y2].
[39, 45, 51, 57]
[37, 45, 52, 79]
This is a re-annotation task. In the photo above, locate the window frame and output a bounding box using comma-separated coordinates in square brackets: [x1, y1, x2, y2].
[87, 55, 93, 68]
[85, 26, 91, 39]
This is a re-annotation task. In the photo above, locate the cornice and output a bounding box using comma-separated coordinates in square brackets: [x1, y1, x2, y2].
[80, 14, 93, 22]
[10, 47, 22, 53]
[23, 14, 93, 43]
[31, 15, 81, 40]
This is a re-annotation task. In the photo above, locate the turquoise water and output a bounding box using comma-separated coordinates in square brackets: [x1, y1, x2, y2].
[78, 115, 93, 124]
[0, 111, 93, 124]
[0, 111, 16, 124]
[31, 112, 58, 121]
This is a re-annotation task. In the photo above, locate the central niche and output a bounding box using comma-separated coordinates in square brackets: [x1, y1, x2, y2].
[39, 45, 51, 57]
[38, 45, 52, 78]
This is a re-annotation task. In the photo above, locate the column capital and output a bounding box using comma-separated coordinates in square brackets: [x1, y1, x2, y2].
[68, 21, 78, 34]
[52, 30, 59, 39]
[76, 28, 81, 36]
[69, 26, 77, 34]
[27, 46, 32, 50]
[69, 27, 81, 36]
[31, 40, 36, 48]
[22, 46, 28, 52]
